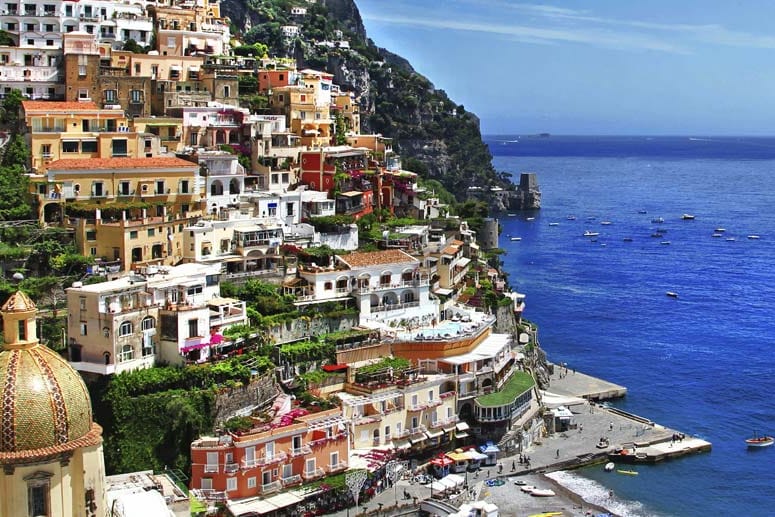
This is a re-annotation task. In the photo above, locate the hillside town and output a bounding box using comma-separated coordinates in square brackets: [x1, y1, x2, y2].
[0, 1, 561, 517]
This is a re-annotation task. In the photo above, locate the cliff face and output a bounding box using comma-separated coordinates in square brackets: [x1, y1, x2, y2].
[223, 0, 516, 203]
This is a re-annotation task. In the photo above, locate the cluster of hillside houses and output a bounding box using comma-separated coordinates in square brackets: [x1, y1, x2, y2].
[2, 0, 550, 514]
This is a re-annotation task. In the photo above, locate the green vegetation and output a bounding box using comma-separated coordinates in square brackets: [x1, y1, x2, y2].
[475, 371, 535, 407]
[279, 339, 335, 363]
[355, 357, 411, 382]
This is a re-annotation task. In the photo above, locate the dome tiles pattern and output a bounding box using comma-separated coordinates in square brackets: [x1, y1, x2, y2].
[0, 343, 93, 454]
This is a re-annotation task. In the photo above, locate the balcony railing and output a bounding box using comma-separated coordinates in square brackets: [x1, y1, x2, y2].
[370, 301, 420, 313]
[289, 445, 312, 457]
[281, 474, 302, 487]
[327, 461, 348, 473]
[302, 467, 325, 481]
[429, 415, 459, 429]
[261, 480, 281, 495]
[204, 464, 218, 473]
[224, 462, 239, 474]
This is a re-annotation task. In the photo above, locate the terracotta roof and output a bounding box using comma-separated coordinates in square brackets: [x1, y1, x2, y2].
[0, 291, 36, 313]
[338, 249, 418, 268]
[22, 100, 99, 111]
[442, 245, 460, 256]
[47, 157, 198, 170]
[450, 239, 465, 246]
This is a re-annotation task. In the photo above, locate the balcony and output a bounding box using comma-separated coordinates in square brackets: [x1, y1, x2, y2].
[289, 445, 312, 457]
[302, 468, 325, 481]
[245, 451, 287, 468]
[327, 461, 348, 473]
[261, 480, 281, 495]
[281, 474, 302, 487]
[429, 415, 459, 429]
[224, 462, 239, 474]
[370, 301, 420, 313]
[356, 279, 429, 294]
[204, 464, 218, 473]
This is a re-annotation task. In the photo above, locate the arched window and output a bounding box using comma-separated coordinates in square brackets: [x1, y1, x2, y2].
[141, 317, 155, 331]
[119, 344, 133, 362]
[119, 321, 133, 336]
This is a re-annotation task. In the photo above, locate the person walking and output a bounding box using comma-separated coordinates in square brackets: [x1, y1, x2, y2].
[556, 449, 560, 458]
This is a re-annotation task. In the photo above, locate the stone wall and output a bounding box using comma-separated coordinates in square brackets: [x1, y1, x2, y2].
[212, 371, 279, 426]
[267, 314, 359, 345]
[493, 304, 519, 335]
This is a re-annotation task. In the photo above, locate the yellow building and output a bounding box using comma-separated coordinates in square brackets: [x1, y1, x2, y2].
[0, 291, 107, 517]
[21, 101, 155, 174]
[40, 157, 203, 269]
[271, 85, 333, 147]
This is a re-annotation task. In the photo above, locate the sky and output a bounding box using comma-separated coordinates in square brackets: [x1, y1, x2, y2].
[356, 0, 775, 135]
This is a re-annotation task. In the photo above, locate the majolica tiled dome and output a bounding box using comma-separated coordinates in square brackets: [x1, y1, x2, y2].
[0, 292, 98, 461]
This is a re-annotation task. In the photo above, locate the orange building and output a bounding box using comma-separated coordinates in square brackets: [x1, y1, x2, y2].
[190, 408, 349, 500]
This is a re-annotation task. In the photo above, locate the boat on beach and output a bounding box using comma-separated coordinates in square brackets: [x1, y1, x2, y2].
[530, 488, 556, 497]
[745, 433, 774, 448]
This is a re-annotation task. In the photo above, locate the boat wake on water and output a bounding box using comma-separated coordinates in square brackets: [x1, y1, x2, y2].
[545, 471, 657, 517]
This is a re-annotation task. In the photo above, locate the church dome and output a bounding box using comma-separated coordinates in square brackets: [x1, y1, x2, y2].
[0, 292, 100, 462]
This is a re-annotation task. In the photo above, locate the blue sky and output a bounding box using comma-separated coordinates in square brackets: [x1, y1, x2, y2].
[357, 0, 775, 135]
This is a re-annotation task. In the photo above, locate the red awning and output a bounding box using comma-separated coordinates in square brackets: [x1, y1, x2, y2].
[322, 364, 348, 372]
[430, 456, 454, 467]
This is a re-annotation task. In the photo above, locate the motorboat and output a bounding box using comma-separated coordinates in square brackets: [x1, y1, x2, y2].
[712, 233, 723, 238]
[746, 433, 774, 448]
[651, 217, 664, 223]
[584, 230, 600, 237]
[526, 217, 535, 221]
[530, 488, 556, 497]
[666, 292, 679, 298]
[617, 469, 639, 476]
[623, 237, 633, 242]
[566, 215, 577, 220]
[660, 241, 671, 245]
[715, 228, 726, 232]
[520, 485, 537, 493]
[681, 214, 695, 220]
[651, 232, 664, 238]
[601, 221, 612, 225]
[748, 235, 761, 240]
[638, 209, 648, 214]
[513, 479, 528, 486]
[726, 237, 736, 242]
[604, 462, 615, 472]
[549, 222, 560, 226]
[510, 237, 522, 241]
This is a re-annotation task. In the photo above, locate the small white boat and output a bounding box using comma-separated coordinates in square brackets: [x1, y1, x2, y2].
[549, 222, 560, 226]
[652, 217, 664, 223]
[520, 485, 537, 493]
[726, 237, 736, 242]
[584, 230, 600, 237]
[530, 488, 556, 497]
[666, 291, 679, 298]
[746, 432, 774, 448]
[508, 213, 516, 216]
[681, 214, 695, 220]
[623, 237, 633, 242]
[513, 479, 528, 486]
[638, 209, 648, 214]
[601, 221, 612, 225]
[660, 241, 671, 245]
[510, 237, 522, 241]
[604, 462, 615, 472]
[526, 217, 535, 221]
[566, 215, 577, 220]
[715, 228, 726, 232]
[712, 233, 723, 238]
[748, 235, 761, 240]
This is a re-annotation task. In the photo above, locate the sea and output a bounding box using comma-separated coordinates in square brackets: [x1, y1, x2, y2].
[488, 135, 775, 517]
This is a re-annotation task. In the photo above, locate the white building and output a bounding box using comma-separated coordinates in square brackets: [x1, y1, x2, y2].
[0, 46, 63, 99]
[200, 151, 246, 215]
[66, 262, 247, 374]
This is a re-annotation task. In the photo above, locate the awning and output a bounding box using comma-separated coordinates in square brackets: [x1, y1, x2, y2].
[456, 257, 471, 268]
[227, 498, 278, 516]
[434, 288, 453, 296]
[409, 435, 426, 445]
[446, 451, 470, 462]
[456, 422, 470, 431]
[189, 65, 200, 71]
[443, 424, 457, 433]
[425, 429, 444, 439]
[455, 431, 470, 439]
[264, 492, 303, 509]
[430, 456, 453, 467]
[392, 439, 411, 450]
[170, 65, 181, 71]
[321, 363, 348, 372]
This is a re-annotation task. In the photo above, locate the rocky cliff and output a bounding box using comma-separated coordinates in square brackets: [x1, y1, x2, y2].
[223, 0, 518, 204]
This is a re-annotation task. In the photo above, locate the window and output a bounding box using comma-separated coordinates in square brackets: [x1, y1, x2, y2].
[81, 140, 97, 153]
[282, 464, 292, 480]
[41, 144, 51, 158]
[180, 180, 189, 193]
[247, 477, 256, 489]
[141, 317, 155, 331]
[118, 344, 133, 362]
[271, 174, 279, 184]
[26, 471, 52, 517]
[324, 282, 332, 290]
[428, 389, 434, 402]
[112, 139, 127, 157]
[167, 37, 175, 48]
[79, 298, 86, 311]
[18, 320, 26, 341]
[186, 285, 202, 296]
[134, 63, 140, 74]
[104, 89, 117, 103]
[26, 23, 35, 31]
[187, 319, 198, 338]
[206, 274, 218, 287]
[330, 451, 339, 468]
[411, 416, 418, 429]
[226, 478, 237, 492]
[46, 39, 53, 46]
[119, 181, 131, 196]
[119, 321, 133, 336]
[156, 180, 165, 194]
[80, 322, 87, 336]
[147, 229, 155, 237]
[286, 202, 294, 217]
[130, 89, 142, 103]
[200, 478, 212, 490]
[305, 458, 316, 475]
[86, 230, 97, 241]
[62, 141, 78, 153]
[129, 231, 138, 239]
[281, 173, 289, 183]
[223, 85, 230, 97]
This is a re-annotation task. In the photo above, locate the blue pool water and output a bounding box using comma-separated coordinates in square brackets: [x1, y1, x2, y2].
[489, 135, 775, 517]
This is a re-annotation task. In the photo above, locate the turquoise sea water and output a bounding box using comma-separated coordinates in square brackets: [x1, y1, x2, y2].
[489, 136, 775, 517]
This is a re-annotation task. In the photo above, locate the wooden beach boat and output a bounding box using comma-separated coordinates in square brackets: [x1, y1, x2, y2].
[745, 433, 774, 448]
[529, 488, 556, 497]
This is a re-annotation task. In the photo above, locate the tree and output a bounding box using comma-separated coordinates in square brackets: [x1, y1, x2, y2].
[0, 89, 24, 125]
[0, 165, 32, 220]
[122, 38, 145, 54]
[2, 134, 29, 167]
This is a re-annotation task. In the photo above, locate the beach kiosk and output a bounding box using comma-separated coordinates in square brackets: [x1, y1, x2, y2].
[430, 454, 455, 478]
[446, 449, 471, 473]
[480, 442, 500, 466]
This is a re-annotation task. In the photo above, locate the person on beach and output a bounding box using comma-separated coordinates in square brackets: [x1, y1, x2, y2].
[556, 449, 560, 458]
